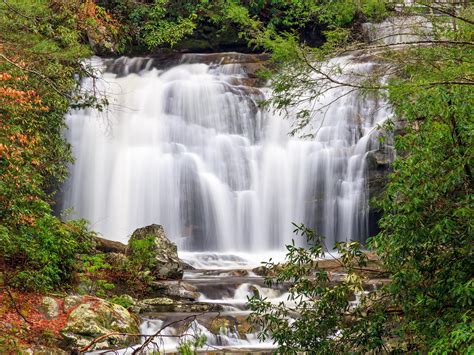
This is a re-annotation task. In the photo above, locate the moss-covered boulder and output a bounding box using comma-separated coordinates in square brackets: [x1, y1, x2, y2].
[61, 298, 139, 351]
[127, 224, 183, 280]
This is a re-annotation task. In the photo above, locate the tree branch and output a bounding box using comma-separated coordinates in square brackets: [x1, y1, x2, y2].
[0, 53, 72, 100]
[131, 311, 211, 354]
[415, 1, 474, 25]
[1, 287, 32, 325]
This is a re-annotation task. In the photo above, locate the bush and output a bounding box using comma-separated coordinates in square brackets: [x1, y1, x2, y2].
[0, 217, 93, 291]
[127, 235, 157, 272]
[0, 0, 112, 292]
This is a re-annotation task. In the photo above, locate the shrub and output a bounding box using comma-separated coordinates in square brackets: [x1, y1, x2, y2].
[0, 217, 93, 291]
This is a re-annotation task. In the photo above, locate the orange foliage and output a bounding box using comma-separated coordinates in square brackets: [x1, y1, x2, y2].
[0, 291, 108, 348]
[0, 71, 48, 112]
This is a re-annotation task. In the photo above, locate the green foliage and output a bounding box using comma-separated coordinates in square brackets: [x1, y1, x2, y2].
[249, 224, 392, 353]
[109, 295, 134, 309]
[80, 253, 112, 274]
[101, 0, 384, 51]
[140, 0, 197, 48]
[127, 235, 158, 272]
[247, 1, 473, 353]
[176, 333, 207, 355]
[0, 334, 21, 353]
[0, 217, 93, 291]
[0, 0, 112, 291]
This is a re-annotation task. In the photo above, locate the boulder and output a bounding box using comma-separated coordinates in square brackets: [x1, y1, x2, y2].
[63, 296, 83, 312]
[38, 296, 60, 319]
[127, 224, 183, 280]
[150, 281, 199, 301]
[61, 298, 139, 351]
[93, 235, 128, 254]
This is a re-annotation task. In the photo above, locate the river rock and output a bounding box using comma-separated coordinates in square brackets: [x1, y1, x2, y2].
[137, 297, 222, 313]
[197, 314, 254, 337]
[61, 298, 139, 351]
[150, 280, 199, 300]
[127, 224, 183, 280]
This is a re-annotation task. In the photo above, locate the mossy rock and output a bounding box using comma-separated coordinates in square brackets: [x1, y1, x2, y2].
[127, 224, 183, 280]
[61, 298, 139, 351]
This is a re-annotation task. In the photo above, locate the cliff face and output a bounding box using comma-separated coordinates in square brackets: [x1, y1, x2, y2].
[367, 146, 394, 237]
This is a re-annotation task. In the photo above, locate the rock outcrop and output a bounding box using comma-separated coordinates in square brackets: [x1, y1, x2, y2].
[93, 235, 128, 254]
[61, 297, 139, 351]
[127, 224, 183, 280]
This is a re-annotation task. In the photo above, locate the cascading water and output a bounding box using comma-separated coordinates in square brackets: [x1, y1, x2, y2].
[61, 52, 389, 251]
[65, 52, 393, 354]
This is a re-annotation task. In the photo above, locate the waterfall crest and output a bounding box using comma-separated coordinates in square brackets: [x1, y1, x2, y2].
[61, 53, 389, 250]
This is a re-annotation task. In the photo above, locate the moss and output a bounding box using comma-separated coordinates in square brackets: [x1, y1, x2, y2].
[209, 318, 232, 334]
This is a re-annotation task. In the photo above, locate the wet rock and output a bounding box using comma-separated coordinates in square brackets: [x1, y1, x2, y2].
[202, 269, 249, 277]
[235, 315, 253, 337]
[252, 264, 283, 277]
[228, 77, 266, 87]
[226, 269, 250, 277]
[201, 316, 234, 335]
[252, 265, 270, 276]
[38, 296, 60, 319]
[138, 297, 222, 313]
[198, 314, 254, 338]
[61, 298, 139, 351]
[239, 62, 264, 78]
[366, 145, 394, 234]
[127, 224, 183, 280]
[150, 280, 199, 301]
[181, 261, 195, 270]
[315, 259, 345, 272]
[93, 235, 127, 254]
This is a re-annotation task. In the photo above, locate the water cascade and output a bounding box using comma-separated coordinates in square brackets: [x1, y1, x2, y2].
[61, 53, 389, 252]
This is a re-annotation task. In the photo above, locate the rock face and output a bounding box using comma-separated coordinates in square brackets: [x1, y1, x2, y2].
[61, 298, 139, 351]
[127, 224, 183, 280]
[367, 146, 394, 236]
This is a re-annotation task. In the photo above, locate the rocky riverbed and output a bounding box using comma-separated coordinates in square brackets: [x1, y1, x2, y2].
[0, 224, 389, 354]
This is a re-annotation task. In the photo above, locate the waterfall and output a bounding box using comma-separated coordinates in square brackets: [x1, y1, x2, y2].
[61, 53, 389, 251]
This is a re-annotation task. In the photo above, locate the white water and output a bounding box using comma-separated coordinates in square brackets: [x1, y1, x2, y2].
[61, 53, 389, 251]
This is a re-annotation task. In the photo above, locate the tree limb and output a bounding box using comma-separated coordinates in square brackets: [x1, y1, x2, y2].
[0, 53, 72, 100]
[1, 287, 32, 325]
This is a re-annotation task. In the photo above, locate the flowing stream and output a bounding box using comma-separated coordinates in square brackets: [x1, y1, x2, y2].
[63, 52, 390, 353]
